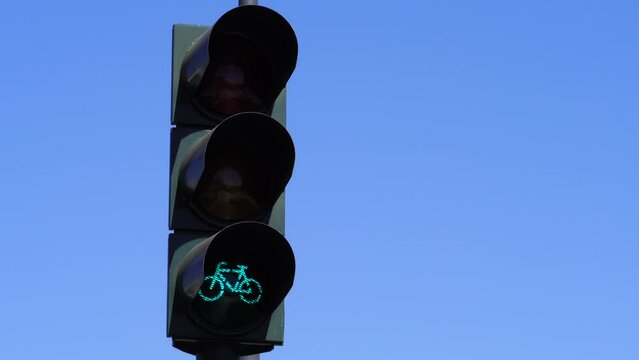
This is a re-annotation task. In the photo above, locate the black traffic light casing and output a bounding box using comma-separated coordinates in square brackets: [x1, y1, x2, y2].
[167, 5, 298, 357]
[168, 223, 294, 355]
[172, 5, 297, 128]
[169, 112, 294, 232]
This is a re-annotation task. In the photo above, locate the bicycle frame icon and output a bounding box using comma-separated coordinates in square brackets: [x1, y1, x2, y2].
[197, 261, 263, 304]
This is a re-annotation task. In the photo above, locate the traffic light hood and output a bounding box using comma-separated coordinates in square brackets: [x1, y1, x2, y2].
[176, 5, 298, 125]
[177, 221, 295, 334]
[175, 112, 295, 230]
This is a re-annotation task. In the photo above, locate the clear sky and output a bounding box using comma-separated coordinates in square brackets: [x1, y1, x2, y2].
[1, 0, 638, 359]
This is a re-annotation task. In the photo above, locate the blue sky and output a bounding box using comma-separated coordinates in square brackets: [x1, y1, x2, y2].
[1, 0, 638, 359]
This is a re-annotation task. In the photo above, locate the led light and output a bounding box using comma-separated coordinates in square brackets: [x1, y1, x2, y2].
[197, 261, 263, 304]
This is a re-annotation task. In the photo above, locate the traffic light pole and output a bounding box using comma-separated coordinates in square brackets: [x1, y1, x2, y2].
[195, 347, 259, 360]
[196, 347, 239, 360]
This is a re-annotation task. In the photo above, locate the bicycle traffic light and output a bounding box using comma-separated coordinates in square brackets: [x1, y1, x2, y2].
[168, 223, 295, 355]
[167, 5, 298, 357]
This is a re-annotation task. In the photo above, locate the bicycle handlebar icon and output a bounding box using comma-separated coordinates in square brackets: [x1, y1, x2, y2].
[197, 261, 263, 304]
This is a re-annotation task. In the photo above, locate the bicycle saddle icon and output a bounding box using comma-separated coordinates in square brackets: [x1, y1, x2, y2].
[198, 261, 263, 304]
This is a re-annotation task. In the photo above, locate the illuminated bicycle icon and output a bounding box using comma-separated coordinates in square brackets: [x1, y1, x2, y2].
[197, 261, 263, 305]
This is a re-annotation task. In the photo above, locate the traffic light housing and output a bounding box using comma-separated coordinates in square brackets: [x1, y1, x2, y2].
[167, 5, 297, 357]
[167, 223, 295, 355]
[172, 5, 297, 127]
[169, 112, 294, 231]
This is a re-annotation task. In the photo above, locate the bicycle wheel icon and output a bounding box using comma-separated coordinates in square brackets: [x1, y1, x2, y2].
[239, 278, 263, 304]
[198, 276, 225, 302]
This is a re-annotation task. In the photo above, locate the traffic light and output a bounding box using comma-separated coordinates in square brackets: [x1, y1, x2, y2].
[172, 5, 297, 127]
[167, 5, 297, 357]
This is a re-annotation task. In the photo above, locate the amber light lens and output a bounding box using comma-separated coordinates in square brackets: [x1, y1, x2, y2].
[196, 34, 273, 117]
[193, 147, 271, 221]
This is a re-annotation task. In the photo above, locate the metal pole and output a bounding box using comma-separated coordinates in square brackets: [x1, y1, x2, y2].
[195, 347, 259, 360]
[196, 347, 240, 360]
[239, 0, 257, 5]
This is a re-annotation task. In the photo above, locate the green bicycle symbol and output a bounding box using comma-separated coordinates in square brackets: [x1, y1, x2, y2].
[197, 261, 263, 304]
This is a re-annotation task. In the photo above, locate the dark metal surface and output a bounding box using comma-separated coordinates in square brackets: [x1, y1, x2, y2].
[172, 7, 298, 128]
[196, 346, 239, 360]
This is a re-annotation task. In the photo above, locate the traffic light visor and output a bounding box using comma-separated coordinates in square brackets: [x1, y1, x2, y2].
[182, 113, 295, 225]
[179, 222, 295, 334]
[181, 5, 297, 121]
